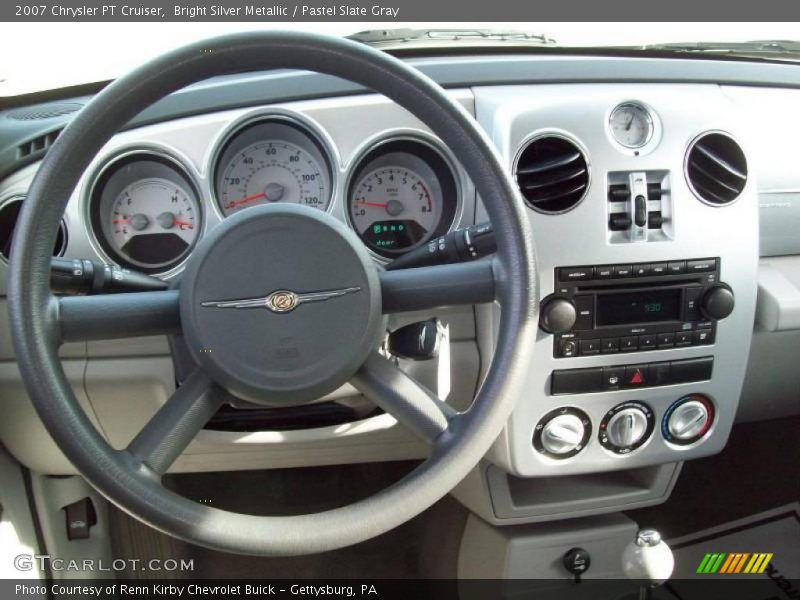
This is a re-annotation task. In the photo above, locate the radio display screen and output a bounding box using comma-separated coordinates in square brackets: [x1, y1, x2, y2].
[596, 289, 681, 327]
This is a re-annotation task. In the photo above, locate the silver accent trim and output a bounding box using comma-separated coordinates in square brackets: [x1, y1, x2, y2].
[683, 129, 748, 208]
[511, 130, 591, 216]
[201, 286, 361, 313]
[608, 101, 655, 149]
[206, 110, 340, 221]
[343, 131, 464, 263]
[82, 145, 204, 278]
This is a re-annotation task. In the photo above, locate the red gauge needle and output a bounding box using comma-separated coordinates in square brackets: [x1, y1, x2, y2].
[359, 200, 389, 208]
[112, 218, 130, 224]
[227, 192, 266, 208]
[174, 219, 194, 229]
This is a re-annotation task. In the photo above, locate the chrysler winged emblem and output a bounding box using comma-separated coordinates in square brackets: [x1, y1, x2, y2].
[201, 287, 361, 314]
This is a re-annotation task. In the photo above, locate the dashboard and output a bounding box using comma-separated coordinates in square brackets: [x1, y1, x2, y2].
[0, 55, 799, 504]
[83, 110, 464, 276]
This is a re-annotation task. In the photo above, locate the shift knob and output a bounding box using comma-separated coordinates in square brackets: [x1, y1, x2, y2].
[622, 529, 674, 586]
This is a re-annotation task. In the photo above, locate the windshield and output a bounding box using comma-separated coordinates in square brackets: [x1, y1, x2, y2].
[2, 22, 800, 97]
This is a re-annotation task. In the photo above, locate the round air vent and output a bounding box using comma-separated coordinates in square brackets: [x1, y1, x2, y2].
[685, 132, 747, 205]
[0, 197, 66, 261]
[514, 135, 589, 214]
[7, 102, 82, 121]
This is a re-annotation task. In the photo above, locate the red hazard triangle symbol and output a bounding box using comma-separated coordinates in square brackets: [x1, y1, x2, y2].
[630, 370, 644, 384]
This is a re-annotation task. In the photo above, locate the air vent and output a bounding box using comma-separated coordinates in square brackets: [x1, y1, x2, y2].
[17, 129, 61, 160]
[685, 132, 747, 205]
[515, 135, 589, 214]
[0, 197, 66, 261]
[7, 102, 82, 121]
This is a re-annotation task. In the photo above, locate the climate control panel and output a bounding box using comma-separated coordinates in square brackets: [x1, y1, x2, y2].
[533, 395, 715, 461]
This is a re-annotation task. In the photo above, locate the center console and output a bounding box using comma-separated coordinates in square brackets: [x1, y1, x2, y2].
[472, 84, 760, 483]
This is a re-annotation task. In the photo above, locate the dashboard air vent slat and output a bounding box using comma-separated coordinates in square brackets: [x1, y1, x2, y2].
[515, 136, 589, 214]
[17, 129, 61, 160]
[686, 132, 747, 205]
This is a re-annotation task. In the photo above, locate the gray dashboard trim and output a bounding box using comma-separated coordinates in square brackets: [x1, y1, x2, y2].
[4, 54, 800, 183]
[130, 55, 800, 130]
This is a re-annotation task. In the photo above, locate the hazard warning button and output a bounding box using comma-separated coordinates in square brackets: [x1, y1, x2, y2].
[624, 365, 649, 387]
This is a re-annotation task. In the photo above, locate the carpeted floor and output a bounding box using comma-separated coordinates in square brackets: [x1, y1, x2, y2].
[109, 416, 800, 580]
[109, 461, 468, 579]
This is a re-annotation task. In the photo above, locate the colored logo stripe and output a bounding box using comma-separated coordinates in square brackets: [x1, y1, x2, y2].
[697, 552, 773, 574]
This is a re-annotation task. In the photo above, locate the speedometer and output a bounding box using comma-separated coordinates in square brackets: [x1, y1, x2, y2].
[347, 139, 459, 257]
[214, 119, 332, 217]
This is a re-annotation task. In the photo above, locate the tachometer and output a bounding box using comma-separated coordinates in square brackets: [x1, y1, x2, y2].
[90, 153, 202, 273]
[347, 139, 459, 257]
[350, 167, 438, 252]
[214, 119, 332, 216]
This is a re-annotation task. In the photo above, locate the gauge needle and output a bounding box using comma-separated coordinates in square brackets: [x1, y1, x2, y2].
[174, 219, 194, 229]
[626, 114, 635, 131]
[359, 200, 389, 208]
[227, 192, 267, 208]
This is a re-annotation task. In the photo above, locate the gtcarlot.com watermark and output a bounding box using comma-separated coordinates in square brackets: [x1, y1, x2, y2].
[14, 554, 194, 573]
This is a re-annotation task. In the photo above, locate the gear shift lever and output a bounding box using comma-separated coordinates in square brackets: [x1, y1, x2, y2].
[622, 529, 675, 600]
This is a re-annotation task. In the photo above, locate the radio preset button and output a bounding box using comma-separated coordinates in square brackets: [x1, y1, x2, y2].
[559, 266, 593, 281]
[657, 332, 675, 348]
[601, 338, 619, 353]
[675, 331, 692, 346]
[620, 336, 639, 352]
[580, 339, 601, 355]
[633, 264, 651, 277]
[639, 334, 657, 349]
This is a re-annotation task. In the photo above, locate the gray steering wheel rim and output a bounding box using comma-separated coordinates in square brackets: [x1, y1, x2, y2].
[7, 31, 537, 556]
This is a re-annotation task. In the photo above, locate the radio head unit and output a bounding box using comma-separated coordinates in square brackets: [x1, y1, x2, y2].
[540, 258, 734, 358]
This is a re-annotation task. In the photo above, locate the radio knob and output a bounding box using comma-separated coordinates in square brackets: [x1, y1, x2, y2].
[541, 414, 587, 456]
[701, 284, 735, 320]
[605, 406, 650, 449]
[540, 296, 577, 334]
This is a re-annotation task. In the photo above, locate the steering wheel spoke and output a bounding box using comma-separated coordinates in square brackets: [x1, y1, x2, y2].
[56, 290, 181, 343]
[379, 259, 497, 314]
[351, 351, 456, 445]
[125, 370, 225, 475]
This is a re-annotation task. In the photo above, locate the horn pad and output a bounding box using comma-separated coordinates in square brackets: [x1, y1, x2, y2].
[179, 204, 384, 406]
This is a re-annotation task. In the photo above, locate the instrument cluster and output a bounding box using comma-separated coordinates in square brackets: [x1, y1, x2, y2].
[87, 115, 462, 274]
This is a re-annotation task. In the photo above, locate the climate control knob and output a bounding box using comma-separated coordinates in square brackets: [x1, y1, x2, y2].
[663, 395, 714, 445]
[533, 407, 592, 459]
[701, 284, 735, 320]
[599, 401, 655, 455]
[539, 296, 577, 334]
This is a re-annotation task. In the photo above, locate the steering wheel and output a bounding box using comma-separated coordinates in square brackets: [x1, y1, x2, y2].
[8, 32, 536, 556]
